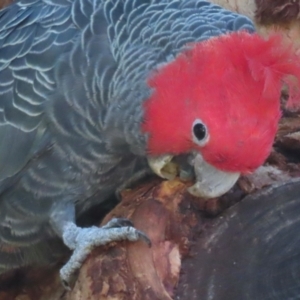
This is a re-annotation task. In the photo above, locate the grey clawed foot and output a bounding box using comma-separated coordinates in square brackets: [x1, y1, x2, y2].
[60, 218, 151, 289]
[102, 218, 151, 246]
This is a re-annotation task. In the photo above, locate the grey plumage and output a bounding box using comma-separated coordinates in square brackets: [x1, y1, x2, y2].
[0, 0, 254, 275]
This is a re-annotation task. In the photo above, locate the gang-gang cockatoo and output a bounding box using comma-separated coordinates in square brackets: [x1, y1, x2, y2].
[0, 0, 299, 287]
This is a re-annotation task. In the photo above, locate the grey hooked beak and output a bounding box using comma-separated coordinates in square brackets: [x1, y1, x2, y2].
[148, 153, 240, 199]
[187, 153, 240, 198]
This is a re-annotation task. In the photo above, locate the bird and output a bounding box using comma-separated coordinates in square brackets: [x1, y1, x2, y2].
[0, 0, 299, 287]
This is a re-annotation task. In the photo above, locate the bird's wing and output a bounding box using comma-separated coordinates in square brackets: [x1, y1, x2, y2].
[0, 0, 77, 184]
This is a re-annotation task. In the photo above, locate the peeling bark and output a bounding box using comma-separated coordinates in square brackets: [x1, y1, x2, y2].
[67, 179, 198, 300]
[208, 0, 256, 19]
[255, 0, 300, 26]
[0, 0, 13, 9]
[209, 0, 300, 52]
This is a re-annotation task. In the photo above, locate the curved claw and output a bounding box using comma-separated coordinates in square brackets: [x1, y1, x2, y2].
[103, 218, 134, 229]
[103, 218, 151, 246]
[136, 230, 152, 247]
[104, 218, 151, 246]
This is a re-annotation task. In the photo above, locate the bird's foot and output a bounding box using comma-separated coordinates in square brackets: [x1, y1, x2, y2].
[60, 218, 150, 289]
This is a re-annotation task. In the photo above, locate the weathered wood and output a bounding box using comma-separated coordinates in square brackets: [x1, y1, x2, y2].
[176, 179, 300, 299]
[209, 0, 300, 52]
[67, 179, 198, 300]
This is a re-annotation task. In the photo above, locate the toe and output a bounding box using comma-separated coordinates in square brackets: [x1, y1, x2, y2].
[104, 218, 134, 228]
[134, 229, 152, 247]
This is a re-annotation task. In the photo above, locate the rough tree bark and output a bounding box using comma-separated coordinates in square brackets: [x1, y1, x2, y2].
[209, 0, 300, 53]
[0, 0, 300, 299]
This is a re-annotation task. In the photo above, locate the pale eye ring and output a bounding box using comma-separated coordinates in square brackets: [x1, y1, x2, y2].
[192, 119, 209, 146]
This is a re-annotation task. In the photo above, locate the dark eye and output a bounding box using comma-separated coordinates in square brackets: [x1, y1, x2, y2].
[192, 119, 209, 146]
[193, 123, 206, 141]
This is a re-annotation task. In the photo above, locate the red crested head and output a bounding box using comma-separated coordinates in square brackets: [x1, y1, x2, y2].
[142, 31, 300, 174]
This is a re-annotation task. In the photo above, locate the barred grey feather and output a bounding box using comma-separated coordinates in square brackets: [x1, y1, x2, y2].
[0, 0, 255, 272]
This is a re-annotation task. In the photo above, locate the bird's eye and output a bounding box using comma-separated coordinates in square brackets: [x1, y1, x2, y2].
[193, 123, 206, 140]
[192, 119, 209, 146]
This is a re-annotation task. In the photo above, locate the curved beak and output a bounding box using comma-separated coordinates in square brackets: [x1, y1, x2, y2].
[148, 153, 240, 199]
[187, 153, 240, 198]
[147, 155, 178, 180]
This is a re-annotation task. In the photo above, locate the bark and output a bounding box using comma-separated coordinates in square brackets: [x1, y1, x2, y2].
[0, 0, 13, 9]
[209, 0, 300, 53]
[207, 0, 256, 19]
